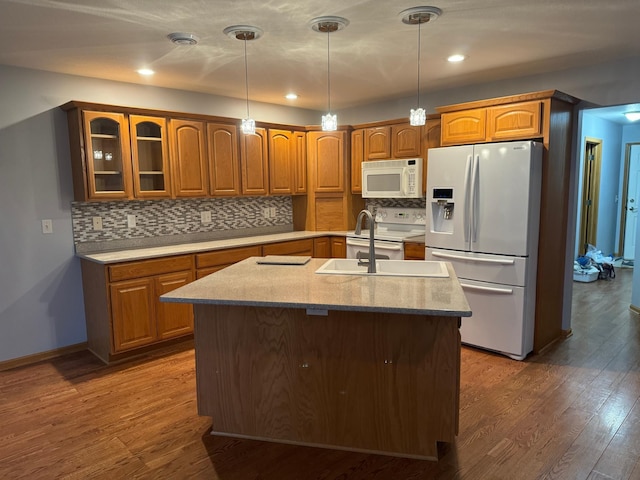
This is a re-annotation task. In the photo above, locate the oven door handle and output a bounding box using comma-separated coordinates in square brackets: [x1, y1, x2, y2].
[346, 239, 403, 251]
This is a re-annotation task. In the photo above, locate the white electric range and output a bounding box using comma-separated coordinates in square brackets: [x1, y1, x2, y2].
[346, 207, 426, 261]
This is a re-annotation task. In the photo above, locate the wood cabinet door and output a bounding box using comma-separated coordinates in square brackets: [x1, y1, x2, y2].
[207, 123, 240, 196]
[170, 119, 208, 197]
[110, 278, 157, 352]
[392, 123, 422, 158]
[82, 111, 133, 200]
[292, 131, 307, 194]
[487, 101, 542, 141]
[351, 129, 364, 194]
[330, 236, 346, 258]
[240, 127, 269, 195]
[440, 109, 486, 146]
[404, 242, 426, 260]
[308, 131, 345, 193]
[129, 115, 171, 198]
[364, 126, 391, 159]
[313, 237, 331, 258]
[155, 271, 194, 340]
[268, 129, 294, 195]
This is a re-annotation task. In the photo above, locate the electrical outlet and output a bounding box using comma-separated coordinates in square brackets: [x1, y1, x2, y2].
[201, 211, 212, 224]
[92, 216, 103, 231]
[270, 207, 277, 217]
[263, 207, 270, 218]
[127, 214, 136, 228]
[41, 219, 53, 234]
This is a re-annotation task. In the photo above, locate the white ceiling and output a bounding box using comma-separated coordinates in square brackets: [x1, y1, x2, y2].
[1, 0, 640, 120]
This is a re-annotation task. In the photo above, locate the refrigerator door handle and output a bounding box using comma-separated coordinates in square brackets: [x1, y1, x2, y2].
[430, 251, 516, 265]
[470, 154, 480, 242]
[460, 283, 514, 295]
[463, 155, 473, 242]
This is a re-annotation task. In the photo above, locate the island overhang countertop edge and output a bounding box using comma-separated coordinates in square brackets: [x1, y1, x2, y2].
[161, 257, 472, 318]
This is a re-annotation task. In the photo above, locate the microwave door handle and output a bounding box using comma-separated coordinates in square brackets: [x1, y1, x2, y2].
[402, 169, 409, 196]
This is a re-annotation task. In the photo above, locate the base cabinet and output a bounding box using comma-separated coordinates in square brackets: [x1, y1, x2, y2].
[80, 235, 353, 363]
[314, 236, 346, 258]
[404, 242, 426, 260]
[81, 255, 195, 363]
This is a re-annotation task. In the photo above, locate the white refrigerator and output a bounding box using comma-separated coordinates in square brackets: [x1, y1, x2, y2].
[425, 141, 543, 360]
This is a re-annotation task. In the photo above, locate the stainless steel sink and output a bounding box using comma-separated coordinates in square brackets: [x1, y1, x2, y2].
[315, 259, 449, 277]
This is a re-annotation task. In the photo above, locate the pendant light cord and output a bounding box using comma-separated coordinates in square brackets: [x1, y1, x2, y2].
[244, 37, 250, 118]
[327, 30, 331, 114]
[416, 21, 421, 109]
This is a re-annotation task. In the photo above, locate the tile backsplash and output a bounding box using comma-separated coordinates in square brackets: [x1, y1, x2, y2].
[365, 198, 426, 210]
[72, 196, 293, 254]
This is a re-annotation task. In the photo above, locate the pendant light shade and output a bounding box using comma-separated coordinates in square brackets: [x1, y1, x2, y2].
[223, 25, 263, 135]
[400, 7, 442, 126]
[311, 16, 349, 131]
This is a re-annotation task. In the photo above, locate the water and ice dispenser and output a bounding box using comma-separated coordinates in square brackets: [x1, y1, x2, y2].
[430, 188, 455, 233]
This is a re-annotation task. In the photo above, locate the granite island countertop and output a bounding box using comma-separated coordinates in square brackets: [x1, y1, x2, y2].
[161, 257, 471, 317]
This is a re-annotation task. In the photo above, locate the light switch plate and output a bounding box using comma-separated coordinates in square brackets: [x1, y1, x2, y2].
[201, 211, 212, 224]
[41, 219, 53, 234]
[127, 214, 136, 228]
[263, 208, 270, 218]
[92, 216, 103, 231]
[270, 207, 277, 217]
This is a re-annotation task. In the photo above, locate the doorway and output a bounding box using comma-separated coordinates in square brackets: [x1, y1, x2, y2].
[578, 138, 603, 255]
[619, 142, 640, 262]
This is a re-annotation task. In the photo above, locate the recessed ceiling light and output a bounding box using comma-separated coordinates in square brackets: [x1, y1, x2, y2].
[624, 112, 640, 121]
[137, 68, 155, 76]
[285, 93, 298, 100]
[167, 32, 199, 45]
[448, 54, 466, 63]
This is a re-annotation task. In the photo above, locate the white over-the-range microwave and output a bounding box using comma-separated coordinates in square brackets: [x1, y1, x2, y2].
[361, 158, 423, 198]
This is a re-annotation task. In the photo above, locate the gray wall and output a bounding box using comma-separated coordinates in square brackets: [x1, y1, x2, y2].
[3, 53, 640, 363]
[0, 64, 317, 363]
[340, 55, 640, 125]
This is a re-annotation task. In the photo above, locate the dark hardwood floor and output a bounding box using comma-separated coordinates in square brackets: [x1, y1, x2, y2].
[1, 269, 639, 479]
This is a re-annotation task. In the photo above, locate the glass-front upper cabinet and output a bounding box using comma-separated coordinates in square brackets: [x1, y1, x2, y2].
[129, 115, 171, 198]
[82, 111, 133, 199]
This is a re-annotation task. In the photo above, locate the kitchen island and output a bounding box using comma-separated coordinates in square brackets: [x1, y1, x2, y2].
[161, 257, 471, 460]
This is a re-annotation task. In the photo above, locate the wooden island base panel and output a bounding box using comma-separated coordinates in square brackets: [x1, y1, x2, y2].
[162, 257, 470, 461]
[193, 304, 460, 460]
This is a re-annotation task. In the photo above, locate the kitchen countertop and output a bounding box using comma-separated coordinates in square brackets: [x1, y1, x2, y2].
[161, 257, 471, 317]
[78, 230, 349, 264]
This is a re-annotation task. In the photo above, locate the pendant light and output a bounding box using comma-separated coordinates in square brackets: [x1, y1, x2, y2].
[223, 25, 263, 134]
[310, 16, 349, 131]
[400, 7, 442, 126]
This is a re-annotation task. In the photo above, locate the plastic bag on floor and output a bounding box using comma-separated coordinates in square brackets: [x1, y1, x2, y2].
[584, 244, 615, 266]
